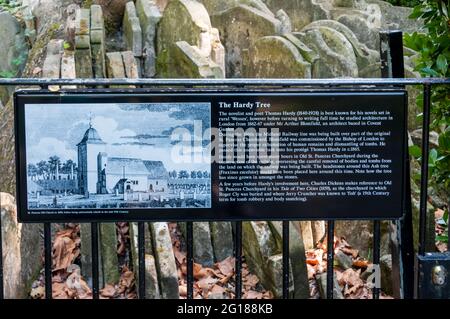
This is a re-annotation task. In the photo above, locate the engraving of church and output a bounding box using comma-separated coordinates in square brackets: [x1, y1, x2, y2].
[25, 102, 212, 210]
[77, 123, 169, 196]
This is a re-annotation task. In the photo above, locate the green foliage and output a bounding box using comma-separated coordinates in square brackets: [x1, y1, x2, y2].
[0, 70, 15, 78]
[404, 0, 450, 245]
[405, 0, 450, 183]
[0, 0, 21, 13]
[436, 209, 448, 243]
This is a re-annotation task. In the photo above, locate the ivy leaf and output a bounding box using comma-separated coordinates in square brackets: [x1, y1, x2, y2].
[409, 145, 422, 158]
[429, 148, 438, 164]
[438, 131, 450, 150]
[436, 54, 448, 74]
[436, 235, 448, 243]
[420, 66, 440, 77]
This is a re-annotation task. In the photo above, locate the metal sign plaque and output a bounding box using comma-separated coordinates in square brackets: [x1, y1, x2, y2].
[14, 90, 406, 222]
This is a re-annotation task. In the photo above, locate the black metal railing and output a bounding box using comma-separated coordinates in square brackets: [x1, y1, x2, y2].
[0, 76, 448, 300]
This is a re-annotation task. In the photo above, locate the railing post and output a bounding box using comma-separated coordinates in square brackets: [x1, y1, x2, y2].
[282, 221, 290, 299]
[380, 30, 415, 299]
[138, 222, 146, 299]
[91, 222, 100, 299]
[234, 221, 242, 299]
[0, 212, 3, 299]
[326, 221, 335, 299]
[44, 223, 52, 299]
[186, 222, 194, 299]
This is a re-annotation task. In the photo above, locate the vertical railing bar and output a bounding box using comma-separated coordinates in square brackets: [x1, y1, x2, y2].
[0, 211, 3, 299]
[44, 222, 52, 299]
[326, 220, 335, 299]
[138, 222, 146, 299]
[373, 220, 381, 299]
[282, 221, 290, 299]
[91, 222, 100, 299]
[234, 221, 242, 299]
[418, 83, 431, 256]
[186, 221, 194, 299]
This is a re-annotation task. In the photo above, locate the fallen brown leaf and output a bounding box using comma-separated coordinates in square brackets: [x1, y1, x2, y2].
[352, 259, 369, 269]
[100, 284, 117, 298]
[245, 290, 263, 299]
[216, 256, 235, 277]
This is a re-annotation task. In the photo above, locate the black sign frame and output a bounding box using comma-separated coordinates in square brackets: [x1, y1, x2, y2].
[14, 88, 407, 222]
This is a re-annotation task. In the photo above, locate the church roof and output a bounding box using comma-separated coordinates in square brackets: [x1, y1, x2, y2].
[143, 160, 168, 179]
[77, 126, 106, 145]
[107, 158, 149, 176]
[105, 157, 168, 178]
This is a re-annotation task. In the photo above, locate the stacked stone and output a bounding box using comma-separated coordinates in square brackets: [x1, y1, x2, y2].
[118, 0, 164, 78]
[135, 0, 162, 77]
[41, 40, 76, 90]
[74, 5, 108, 79]
[105, 51, 139, 83]
[91, 5, 107, 78]
[42, 40, 64, 78]
[123, 1, 143, 74]
[75, 8, 93, 78]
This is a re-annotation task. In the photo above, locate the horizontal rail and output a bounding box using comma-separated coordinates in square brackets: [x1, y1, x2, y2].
[0, 77, 449, 87]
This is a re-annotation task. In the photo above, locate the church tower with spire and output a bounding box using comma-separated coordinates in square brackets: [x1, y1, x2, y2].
[77, 120, 106, 196]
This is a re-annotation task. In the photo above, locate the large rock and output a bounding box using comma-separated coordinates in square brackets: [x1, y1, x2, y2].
[367, 0, 421, 33]
[302, 19, 380, 77]
[150, 222, 179, 299]
[269, 221, 309, 299]
[201, 0, 273, 16]
[243, 35, 311, 78]
[166, 40, 223, 78]
[262, 0, 329, 31]
[61, 51, 77, 89]
[210, 222, 234, 262]
[1, 193, 42, 298]
[65, 4, 79, 48]
[335, 220, 373, 259]
[121, 51, 139, 78]
[136, 0, 162, 77]
[21, 0, 74, 34]
[123, 1, 143, 58]
[80, 223, 104, 288]
[156, 0, 224, 78]
[42, 40, 64, 78]
[90, 4, 106, 78]
[106, 52, 126, 78]
[294, 27, 358, 78]
[157, 0, 211, 68]
[210, 4, 282, 77]
[282, 33, 318, 63]
[336, 13, 380, 51]
[267, 254, 294, 298]
[242, 221, 281, 296]
[380, 254, 393, 296]
[0, 12, 28, 76]
[316, 271, 344, 299]
[193, 222, 215, 267]
[75, 8, 93, 78]
[129, 223, 160, 298]
[99, 223, 120, 285]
